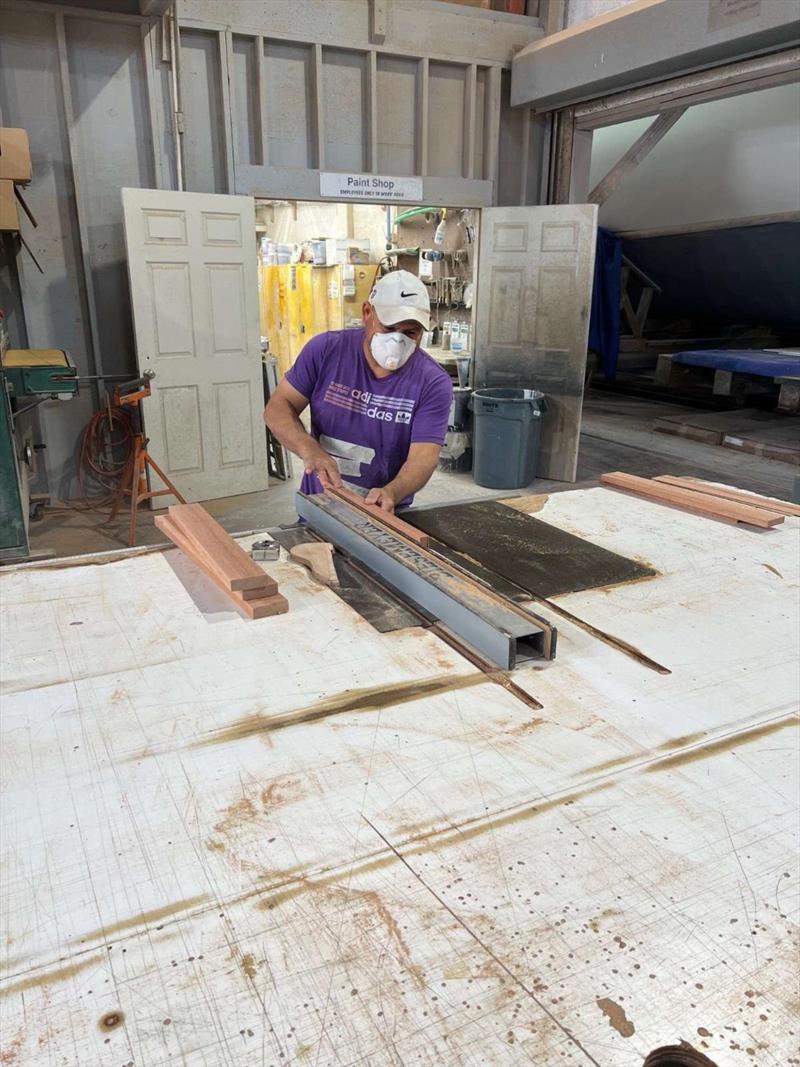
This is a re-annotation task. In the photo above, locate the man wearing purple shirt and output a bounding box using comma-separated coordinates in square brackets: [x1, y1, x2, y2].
[265, 270, 453, 514]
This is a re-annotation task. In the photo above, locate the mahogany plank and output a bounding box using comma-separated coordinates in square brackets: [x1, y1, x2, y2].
[239, 591, 289, 619]
[167, 504, 277, 593]
[239, 583, 281, 601]
[600, 472, 783, 528]
[327, 486, 431, 546]
[155, 515, 288, 619]
[654, 476, 800, 518]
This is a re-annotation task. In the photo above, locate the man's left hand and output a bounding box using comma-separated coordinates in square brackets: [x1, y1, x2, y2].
[364, 486, 397, 513]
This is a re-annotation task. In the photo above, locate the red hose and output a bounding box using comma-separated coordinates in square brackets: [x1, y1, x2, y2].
[59, 404, 135, 510]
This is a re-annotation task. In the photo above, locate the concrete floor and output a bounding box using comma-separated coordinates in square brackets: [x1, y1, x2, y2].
[26, 390, 798, 559]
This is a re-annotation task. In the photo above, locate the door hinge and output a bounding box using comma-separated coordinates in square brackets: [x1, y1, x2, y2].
[175, 110, 185, 134]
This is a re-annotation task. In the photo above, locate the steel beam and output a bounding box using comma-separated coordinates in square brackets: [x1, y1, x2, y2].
[297, 493, 555, 670]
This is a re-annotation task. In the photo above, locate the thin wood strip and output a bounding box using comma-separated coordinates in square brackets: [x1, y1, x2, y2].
[600, 472, 784, 528]
[156, 516, 287, 619]
[168, 504, 278, 593]
[240, 583, 281, 601]
[366, 50, 378, 172]
[654, 476, 800, 518]
[326, 487, 431, 546]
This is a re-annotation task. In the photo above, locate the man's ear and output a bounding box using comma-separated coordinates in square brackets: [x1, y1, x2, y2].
[361, 302, 371, 325]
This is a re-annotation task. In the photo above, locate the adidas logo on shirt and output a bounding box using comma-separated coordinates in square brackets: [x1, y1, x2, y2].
[324, 383, 416, 425]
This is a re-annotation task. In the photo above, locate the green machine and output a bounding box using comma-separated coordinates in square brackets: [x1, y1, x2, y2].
[0, 348, 78, 560]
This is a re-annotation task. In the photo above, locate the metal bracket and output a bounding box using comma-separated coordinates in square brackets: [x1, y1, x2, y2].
[250, 538, 280, 562]
[297, 493, 555, 670]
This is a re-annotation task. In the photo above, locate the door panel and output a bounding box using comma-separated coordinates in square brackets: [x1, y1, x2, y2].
[474, 204, 598, 482]
[123, 188, 267, 502]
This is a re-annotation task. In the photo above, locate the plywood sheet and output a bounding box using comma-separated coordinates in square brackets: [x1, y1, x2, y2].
[409, 499, 656, 597]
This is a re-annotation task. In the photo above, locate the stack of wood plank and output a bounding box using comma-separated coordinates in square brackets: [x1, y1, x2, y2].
[600, 472, 798, 528]
[155, 504, 288, 619]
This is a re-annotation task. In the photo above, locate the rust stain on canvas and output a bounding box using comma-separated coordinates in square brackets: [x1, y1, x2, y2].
[192, 673, 486, 748]
[597, 997, 635, 1037]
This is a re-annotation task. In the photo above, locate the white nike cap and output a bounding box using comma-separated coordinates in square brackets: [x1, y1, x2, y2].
[369, 269, 430, 331]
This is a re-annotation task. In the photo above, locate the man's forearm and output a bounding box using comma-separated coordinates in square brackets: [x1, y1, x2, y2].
[265, 398, 317, 462]
[265, 394, 343, 488]
[384, 446, 439, 504]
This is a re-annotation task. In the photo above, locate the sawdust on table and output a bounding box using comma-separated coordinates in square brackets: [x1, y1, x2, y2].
[500, 494, 549, 514]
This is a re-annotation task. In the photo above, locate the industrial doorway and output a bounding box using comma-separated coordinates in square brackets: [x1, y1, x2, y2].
[255, 197, 598, 485]
[254, 198, 478, 382]
[123, 186, 599, 505]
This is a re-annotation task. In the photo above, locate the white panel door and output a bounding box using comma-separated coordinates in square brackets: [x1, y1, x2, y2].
[122, 188, 267, 502]
[474, 205, 598, 482]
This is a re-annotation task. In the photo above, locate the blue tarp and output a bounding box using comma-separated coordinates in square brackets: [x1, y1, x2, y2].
[672, 349, 800, 378]
[588, 226, 622, 380]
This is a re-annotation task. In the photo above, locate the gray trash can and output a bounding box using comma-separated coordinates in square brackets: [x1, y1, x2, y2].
[471, 387, 546, 489]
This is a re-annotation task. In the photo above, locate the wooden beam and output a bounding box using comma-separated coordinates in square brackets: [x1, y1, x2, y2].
[255, 34, 267, 167]
[140, 21, 165, 188]
[139, 0, 172, 15]
[167, 504, 279, 593]
[312, 42, 325, 170]
[366, 50, 378, 172]
[464, 63, 477, 180]
[369, 0, 388, 44]
[219, 30, 236, 192]
[485, 65, 502, 192]
[54, 12, 104, 406]
[550, 105, 574, 204]
[588, 107, 686, 206]
[617, 210, 800, 240]
[568, 126, 593, 203]
[327, 487, 432, 546]
[621, 253, 661, 293]
[156, 516, 287, 619]
[653, 477, 800, 518]
[518, 104, 531, 204]
[600, 472, 784, 528]
[575, 48, 800, 131]
[416, 57, 429, 176]
[538, 0, 566, 35]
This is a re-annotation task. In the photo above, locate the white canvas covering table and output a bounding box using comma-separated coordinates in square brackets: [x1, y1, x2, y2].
[1, 487, 797, 1067]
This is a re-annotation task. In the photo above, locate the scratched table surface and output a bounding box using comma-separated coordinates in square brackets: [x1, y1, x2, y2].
[1, 487, 798, 1067]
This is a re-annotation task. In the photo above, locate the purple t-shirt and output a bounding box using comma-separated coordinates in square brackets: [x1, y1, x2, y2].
[286, 328, 453, 504]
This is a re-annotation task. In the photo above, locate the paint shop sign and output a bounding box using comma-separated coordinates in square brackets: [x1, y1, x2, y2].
[320, 171, 423, 202]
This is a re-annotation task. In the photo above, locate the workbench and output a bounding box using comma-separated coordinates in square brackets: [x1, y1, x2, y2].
[1, 487, 797, 1067]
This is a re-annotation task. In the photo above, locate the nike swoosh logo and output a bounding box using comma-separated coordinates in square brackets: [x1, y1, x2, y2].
[400, 291, 416, 298]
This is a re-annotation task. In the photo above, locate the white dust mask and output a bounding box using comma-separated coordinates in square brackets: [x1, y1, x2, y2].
[370, 331, 416, 371]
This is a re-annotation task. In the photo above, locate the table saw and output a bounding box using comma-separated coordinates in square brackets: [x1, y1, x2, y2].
[0, 347, 78, 560]
[0, 486, 797, 1066]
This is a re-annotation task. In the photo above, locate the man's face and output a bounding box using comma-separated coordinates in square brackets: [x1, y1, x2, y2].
[362, 303, 424, 348]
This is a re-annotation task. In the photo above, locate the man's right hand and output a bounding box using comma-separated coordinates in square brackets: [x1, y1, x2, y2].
[302, 443, 343, 490]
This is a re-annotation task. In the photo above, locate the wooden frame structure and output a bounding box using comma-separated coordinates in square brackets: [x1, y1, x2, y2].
[548, 47, 800, 209]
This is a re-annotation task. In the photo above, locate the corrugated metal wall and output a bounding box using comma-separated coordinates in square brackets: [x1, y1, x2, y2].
[0, 0, 542, 497]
